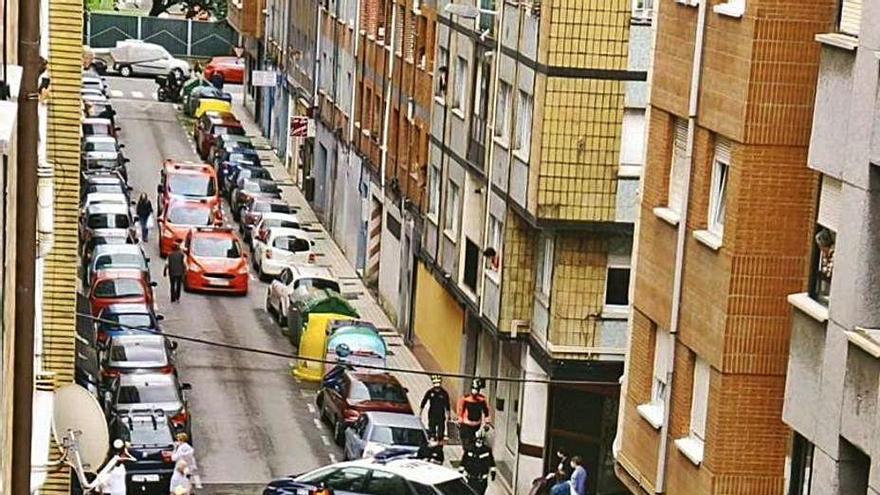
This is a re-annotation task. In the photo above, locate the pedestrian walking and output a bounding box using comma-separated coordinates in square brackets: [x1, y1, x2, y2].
[456, 378, 491, 450]
[550, 456, 587, 495]
[169, 460, 192, 495]
[420, 375, 451, 440]
[98, 461, 128, 495]
[459, 431, 496, 495]
[164, 240, 186, 303]
[135, 193, 154, 242]
[170, 432, 202, 488]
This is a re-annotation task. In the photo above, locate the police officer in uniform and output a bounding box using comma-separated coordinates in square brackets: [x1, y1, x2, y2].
[420, 375, 451, 440]
[460, 428, 496, 495]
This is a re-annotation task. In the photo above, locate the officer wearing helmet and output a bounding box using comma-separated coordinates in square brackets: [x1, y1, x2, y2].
[456, 378, 491, 450]
[460, 426, 496, 495]
[420, 374, 451, 440]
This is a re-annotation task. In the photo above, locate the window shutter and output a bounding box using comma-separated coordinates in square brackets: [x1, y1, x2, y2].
[691, 358, 710, 440]
[668, 119, 689, 211]
[714, 138, 731, 164]
[818, 176, 842, 232]
[653, 328, 671, 381]
[840, 0, 862, 36]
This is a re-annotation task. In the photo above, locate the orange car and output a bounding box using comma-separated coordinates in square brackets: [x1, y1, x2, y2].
[183, 227, 249, 295]
[158, 200, 221, 257]
[157, 160, 220, 215]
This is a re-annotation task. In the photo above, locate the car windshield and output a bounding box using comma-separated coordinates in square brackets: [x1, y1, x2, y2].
[167, 206, 212, 226]
[348, 380, 408, 403]
[87, 214, 130, 229]
[255, 202, 291, 214]
[230, 152, 260, 165]
[118, 382, 178, 404]
[273, 236, 310, 252]
[84, 141, 117, 152]
[329, 331, 386, 356]
[85, 159, 120, 170]
[295, 278, 339, 292]
[369, 426, 425, 447]
[214, 125, 245, 136]
[264, 218, 300, 230]
[83, 124, 111, 136]
[94, 279, 144, 298]
[95, 253, 145, 270]
[101, 313, 154, 330]
[110, 340, 166, 364]
[126, 420, 173, 447]
[167, 174, 216, 196]
[88, 184, 124, 195]
[239, 168, 268, 181]
[192, 237, 241, 258]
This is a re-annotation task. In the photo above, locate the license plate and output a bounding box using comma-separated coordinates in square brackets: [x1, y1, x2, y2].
[211, 279, 230, 286]
[131, 474, 160, 483]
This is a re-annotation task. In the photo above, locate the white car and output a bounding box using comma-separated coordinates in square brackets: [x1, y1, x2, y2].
[252, 227, 315, 280]
[266, 457, 472, 495]
[110, 40, 191, 78]
[265, 265, 338, 327]
[249, 211, 300, 247]
[82, 75, 110, 97]
[82, 192, 128, 210]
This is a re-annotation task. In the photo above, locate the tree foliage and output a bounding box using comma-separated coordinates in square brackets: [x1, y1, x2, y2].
[149, 0, 227, 19]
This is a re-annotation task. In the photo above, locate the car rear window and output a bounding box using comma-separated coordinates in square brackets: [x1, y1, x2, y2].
[118, 383, 178, 404]
[259, 182, 280, 193]
[84, 141, 117, 152]
[293, 278, 339, 292]
[167, 206, 212, 226]
[230, 152, 260, 165]
[369, 426, 425, 447]
[101, 313, 153, 330]
[213, 125, 245, 136]
[83, 124, 111, 136]
[254, 201, 289, 214]
[110, 340, 166, 364]
[126, 420, 174, 447]
[264, 218, 300, 230]
[273, 236, 310, 252]
[94, 279, 144, 298]
[95, 253, 145, 271]
[192, 237, 241, 258]
[167, 174, 216, 197]
[87, 214, 131, 229]
[348, 380, 408, 403]
[88, 184, 124, 195]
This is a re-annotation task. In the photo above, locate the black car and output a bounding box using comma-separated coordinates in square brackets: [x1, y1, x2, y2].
[110, 410, 176, 494]
[216, 147, 262, 183]
[103, 372, 192, 440]
[231, 179, 282, 219]
[224, 164, 271, 199]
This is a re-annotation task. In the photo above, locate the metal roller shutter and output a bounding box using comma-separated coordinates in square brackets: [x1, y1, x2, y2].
[840, 0, 862, 37]
[818, 175, 842, 232]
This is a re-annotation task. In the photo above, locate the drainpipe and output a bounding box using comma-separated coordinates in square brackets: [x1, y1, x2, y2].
[378, 1, 398, 192]
[476, 1, 503, 318]
[654, 0, 707, 492]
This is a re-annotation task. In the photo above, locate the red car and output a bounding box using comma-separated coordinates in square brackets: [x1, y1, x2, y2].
[194, 111, 245, 160]
[183, 227, 249, 295]
[203, 56, 244, 85]
[317, 369, 413, 444]
[158, 200, 221, 257]
[157, 160, 220, 215]
[89, 269, 157, 316]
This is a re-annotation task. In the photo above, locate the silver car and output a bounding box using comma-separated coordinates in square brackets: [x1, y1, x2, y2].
[343, 411, 428, 460]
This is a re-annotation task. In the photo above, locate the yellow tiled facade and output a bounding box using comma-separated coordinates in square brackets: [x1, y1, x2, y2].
[497, 212, 536, 335]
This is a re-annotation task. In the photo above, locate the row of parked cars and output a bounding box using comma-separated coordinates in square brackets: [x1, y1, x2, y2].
[76, 72, 195, 494]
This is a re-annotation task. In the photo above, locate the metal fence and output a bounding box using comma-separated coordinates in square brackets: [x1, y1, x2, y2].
[85, 13, 237, 58]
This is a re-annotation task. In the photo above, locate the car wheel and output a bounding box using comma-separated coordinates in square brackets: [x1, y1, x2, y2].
[119, 65, 132, 77]
[333, 417, 346, 446]
[288, 309, 302, 347]
[265, 293, 273, 315]
[277, 307, 287, 328]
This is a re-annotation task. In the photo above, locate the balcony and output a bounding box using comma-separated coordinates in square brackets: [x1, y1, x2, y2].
[228, 0, 265, 39]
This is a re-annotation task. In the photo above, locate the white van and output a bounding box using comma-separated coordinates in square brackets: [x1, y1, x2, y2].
[110, 40, 190, 78]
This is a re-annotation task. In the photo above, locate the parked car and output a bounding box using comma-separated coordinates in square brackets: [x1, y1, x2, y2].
[82, 231, 136, 271]
[239, 197, 293, 241]
[88, 269, 157, 316]
[81, 171, 129, 201]
[110, 40, 191, 78]
[183, 85, 232, 117]
[81, 191, 128, 210]
[94, 303, 163, 344]
[80, 203, 136, 243]
[230, 178, 282, 217]
[108, 411, 176, 494]
[82, 94, 117, 124]
[209, 134, 254, 164]
[343, 412, 427, 460]
[99, 333, 177, 386]
[182, 227, 249, 295]
[265, 265, 336, 328]
[250, 211, 301, 248]
[103, 372, 192, 439]
[264, 457, 475, 495]
[81, 136, 129, 179]
[157, 200, 220, 257]
[203, 56, 244, 85]
[82, 74, 110, 97]
[217, 148, 262, 188]
[81, 87, 106, 99]
[82, 117, 120, 139]
[318, 370, 413, 444]
[252, 227, 315, 280]
[194, 111, 245, 160]
[86, 244, 150, 290]
[222, 164, 270, 200]
[324, 321, 387, 374]
[157, 160, 220, 215]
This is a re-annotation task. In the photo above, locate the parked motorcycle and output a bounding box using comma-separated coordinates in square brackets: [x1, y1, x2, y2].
[155, 71, 185, 103]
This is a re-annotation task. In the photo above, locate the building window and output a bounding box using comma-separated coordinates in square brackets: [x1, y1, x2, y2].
[487, 214, 503, 273]
[515, 90, 534, 157]
[788, 433, 814, 495]
[444, 180, 460, 237]
[668, 118, 689, 214]
[620, 108, 646, 167]
[811, 176, 840, 306]
[690, 357, 710, 441]
[427, 163, 440, 220]
[652, 327, 670, 406]
[535, 236, 554, 298]
[632, 0, 653, 20]
[463, 238, 480, 292]
[436, 46, 449, 98]
[605, 267, 631, 307]
[494, 81, 512, 144]
[838, 0, 861, 37]
[708, 139, 730, 236]
[454, 56, 468, 111]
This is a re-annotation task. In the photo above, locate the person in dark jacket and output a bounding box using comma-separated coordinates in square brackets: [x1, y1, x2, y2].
[135, 193, 154, 242]
[164, 240, 186, 302]
[420, 375, 451, 440]
[460, 432, 495, 495]
[416, 435, 444, 465]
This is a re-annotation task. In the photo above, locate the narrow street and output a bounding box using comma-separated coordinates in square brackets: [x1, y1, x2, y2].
[108, 76, 342, 489]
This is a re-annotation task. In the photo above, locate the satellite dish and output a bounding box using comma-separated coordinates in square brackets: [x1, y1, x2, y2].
[52, 384, 109, 473]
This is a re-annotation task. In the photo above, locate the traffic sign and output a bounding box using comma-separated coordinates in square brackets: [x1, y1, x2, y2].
[290, 116, 315, 138]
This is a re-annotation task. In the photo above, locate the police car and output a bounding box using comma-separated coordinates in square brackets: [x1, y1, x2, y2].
[263, 452, 476, 495]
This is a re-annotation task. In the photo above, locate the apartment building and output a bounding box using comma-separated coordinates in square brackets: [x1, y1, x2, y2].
[229, 0, 268, 120]
[782, 2, 880, 494]
[286, 0, 319, 183]
[614, 0, 836, 494]
[418, 0, 651, 492]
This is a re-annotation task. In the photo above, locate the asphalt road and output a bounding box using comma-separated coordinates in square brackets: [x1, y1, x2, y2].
[106, 75, 341, 490]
